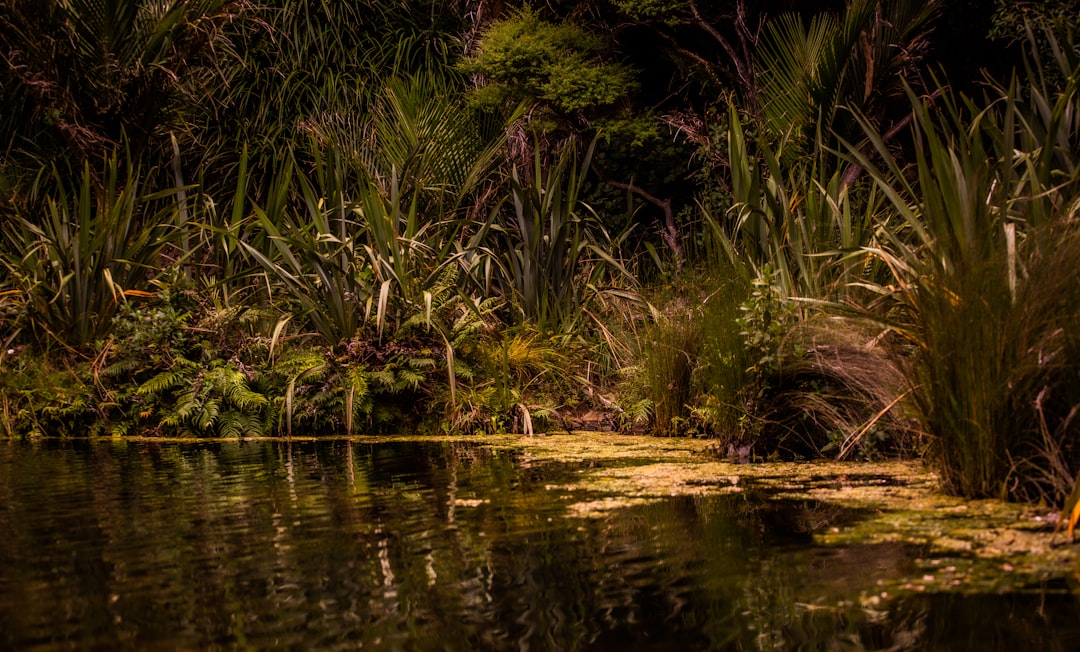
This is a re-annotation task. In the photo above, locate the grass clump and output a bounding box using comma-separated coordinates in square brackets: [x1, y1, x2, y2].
[624, 270, 753, 441]
[912, 227, 1080, 502]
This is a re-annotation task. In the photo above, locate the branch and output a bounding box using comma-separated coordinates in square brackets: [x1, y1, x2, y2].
[689, 1, 755, 95]
[840, 89, 944, 189]
[653, 29, 724, 86]
[593, 165, 683, 271]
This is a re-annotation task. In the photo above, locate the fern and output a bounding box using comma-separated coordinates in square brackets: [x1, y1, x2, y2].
[212, 366, 268, 411]
[166, 388, 199, 426]
[273, 349, 329, 437]
[197, 399, 220, 430]
[452, 359, 475, 382]
[102, 357, 142, 378]
[141, 359, 271, 437]
[217, 413, 246, 439]
[227, 384, 269, 412]
[108, 419, 133, 438]
[368, 369, 396, 390]
[216, 411, 266, 439]
[274, 349, 328, 379]
[137, 370, 186, 397]
[398, 368, 425, 391]
[343, 365, 369, 436]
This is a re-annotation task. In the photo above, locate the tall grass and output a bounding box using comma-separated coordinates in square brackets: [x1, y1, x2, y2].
[851, 27, 1080, 500]
[635, 271, 752, 438]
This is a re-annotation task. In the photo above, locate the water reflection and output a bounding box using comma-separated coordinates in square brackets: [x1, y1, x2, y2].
[0, 439, 1076, 650]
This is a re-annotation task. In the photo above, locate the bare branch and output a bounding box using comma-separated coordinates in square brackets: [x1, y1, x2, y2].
[593, 164, 684, 271]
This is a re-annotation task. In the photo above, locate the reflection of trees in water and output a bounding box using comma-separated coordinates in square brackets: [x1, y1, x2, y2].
[881, 591, 1080, 652]
[2, 442, 1078, 650]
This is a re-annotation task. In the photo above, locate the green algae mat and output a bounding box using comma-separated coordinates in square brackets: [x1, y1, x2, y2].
[410, 432, 1079, 598]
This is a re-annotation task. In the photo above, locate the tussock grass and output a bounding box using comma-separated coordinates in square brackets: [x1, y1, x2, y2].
[762, 318, 918, 459]
[851, 26, 1080, 501]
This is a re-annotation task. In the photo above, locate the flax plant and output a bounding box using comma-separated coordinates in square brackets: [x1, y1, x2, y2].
[240, 151, 370, 347]
[495, 143, 638, 336]
[1, 154, 180, 349]
[850, 28, 1080, 500]
[709, 104, 887, 302]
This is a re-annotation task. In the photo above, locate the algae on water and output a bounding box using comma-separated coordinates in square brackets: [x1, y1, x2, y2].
[458, 433, 1079, 597]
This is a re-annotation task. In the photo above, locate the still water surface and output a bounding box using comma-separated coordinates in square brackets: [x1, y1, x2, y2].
[1, 438, 1077, 650]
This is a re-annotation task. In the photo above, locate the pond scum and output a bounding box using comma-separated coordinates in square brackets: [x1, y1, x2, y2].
[517, 434, 1075, 586]
[123, 432, 1079, 602]
[480, 433, 1080, 602]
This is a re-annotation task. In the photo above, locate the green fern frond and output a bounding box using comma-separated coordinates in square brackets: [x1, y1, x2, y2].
[173, 389, 199, 422]
[207, 365, 269, 412]
[197, 399, 220, 431]
[218, 414, 244, 439]
[137, 371, 186, 397]
[368, 369, 396, 389]
[452, 360, 475, 381]
[108, 419, 132, 437]
[102, 357, 141, 377]
[216, 410, 265, 439]
[172, 355, 199, 370]
[274, 349, 327, 376]
[398, 368, 425, 390]
[451, 296, 500, 343]
[347, 367, 369, 402]
[229, 385, 269, 411]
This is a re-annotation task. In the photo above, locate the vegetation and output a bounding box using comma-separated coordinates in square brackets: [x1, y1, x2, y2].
[3, 0, 1079, 511]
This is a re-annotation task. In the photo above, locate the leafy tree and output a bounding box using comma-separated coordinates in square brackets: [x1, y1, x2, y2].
[463, 7, 702, 266]
[460, 7, 638, 132]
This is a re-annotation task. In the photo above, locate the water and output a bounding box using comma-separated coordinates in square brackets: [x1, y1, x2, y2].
[0, 438, 1077, 650]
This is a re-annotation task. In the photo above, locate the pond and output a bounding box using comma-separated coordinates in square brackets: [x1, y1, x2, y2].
[1, 436, 1078, 650]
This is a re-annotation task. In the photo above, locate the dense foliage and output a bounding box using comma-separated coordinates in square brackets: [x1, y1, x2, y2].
[2, 0, 1079, 508]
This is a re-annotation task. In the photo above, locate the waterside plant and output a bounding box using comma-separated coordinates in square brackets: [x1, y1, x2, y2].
[1, 1, 1079, 516]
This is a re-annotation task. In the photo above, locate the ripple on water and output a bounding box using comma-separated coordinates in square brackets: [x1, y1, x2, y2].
[1, 438, 1078, 651]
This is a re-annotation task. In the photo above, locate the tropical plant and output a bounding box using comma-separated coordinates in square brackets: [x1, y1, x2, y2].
[754, 0, 938, 163]
[0, 354, 98, 437]
[344, 70, 513, 205]
[1, 153, 180, 349]
[493, 142, 639, 336]
[698, 0, 939, 297]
